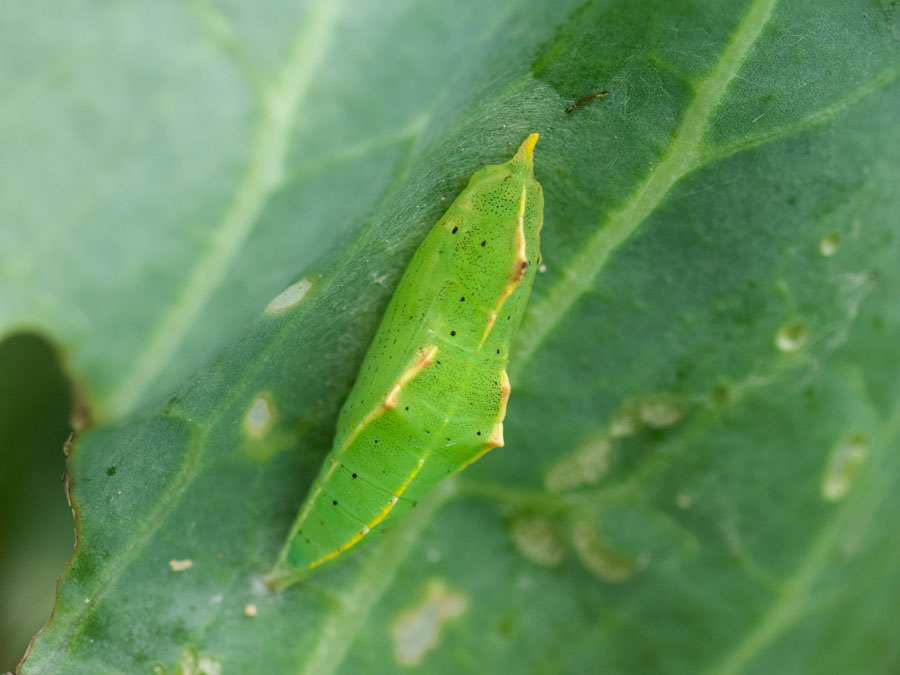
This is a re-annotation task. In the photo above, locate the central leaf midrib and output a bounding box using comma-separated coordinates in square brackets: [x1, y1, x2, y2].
[303, 1, 781, 673]
[512, 0, 780, 377]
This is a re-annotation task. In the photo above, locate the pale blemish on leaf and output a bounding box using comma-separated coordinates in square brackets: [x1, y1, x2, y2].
[818, 232, 840, 257]
[775, 318, 808, 352]
[195, 657, 223, 675]
[608, 408, 638, 437]
[169, 559, 193, 572]
[821, 432, 867, 501]
[515, 574, 536, 592]
[266, 277, 313, 314]
[544, 434, 612, 492]
[676, 492, 697, 509]
[244, 394, 274, 438]
[392, 580, 467, 667]
[159, 646, 223, 675]
[571, 517, 636, 583]
[244, 604, 257, 617]
[635, 395, 684, 429]
[510, 515, 565, 567]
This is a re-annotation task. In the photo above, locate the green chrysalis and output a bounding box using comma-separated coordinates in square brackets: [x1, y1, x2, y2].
[266, 134, 544, 589]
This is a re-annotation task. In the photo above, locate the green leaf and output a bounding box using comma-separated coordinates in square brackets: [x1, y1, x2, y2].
[8, 0, 900, 673]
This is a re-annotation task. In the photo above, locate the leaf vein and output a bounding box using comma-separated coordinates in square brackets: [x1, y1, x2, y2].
[700, 65, 900, 167]
[104, 0, 344, 419]
[511, 0, 780, 377]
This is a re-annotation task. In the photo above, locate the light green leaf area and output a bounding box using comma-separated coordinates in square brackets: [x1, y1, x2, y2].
[11, 0, 900, 673]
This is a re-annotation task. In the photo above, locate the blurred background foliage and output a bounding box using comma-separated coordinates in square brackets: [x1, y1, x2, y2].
[0, 335, 71, 668]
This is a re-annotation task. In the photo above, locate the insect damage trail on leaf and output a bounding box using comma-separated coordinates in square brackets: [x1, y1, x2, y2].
[266, 134, 544, 589]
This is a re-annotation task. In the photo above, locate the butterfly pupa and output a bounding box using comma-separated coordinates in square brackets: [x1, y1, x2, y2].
[266, 134, 544, 589]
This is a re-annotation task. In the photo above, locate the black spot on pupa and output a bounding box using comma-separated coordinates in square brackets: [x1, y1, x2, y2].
[332, 500, 338, 506]
[496, 349, 500, 354]
[452, 226, 458, 234]
[405, 406, 409, 411]
[477, 431, 482, 436]
[481, 240, 487, 247]
[450, 330, 456, 336]
[352, 473, 358, 479]
[460, 296, 465, 302]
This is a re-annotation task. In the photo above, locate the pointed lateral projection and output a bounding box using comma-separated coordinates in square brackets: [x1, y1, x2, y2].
[267, 135, 544, 589]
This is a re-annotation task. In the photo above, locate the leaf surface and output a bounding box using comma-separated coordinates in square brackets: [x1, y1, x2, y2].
[9, 0, 900, 673]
